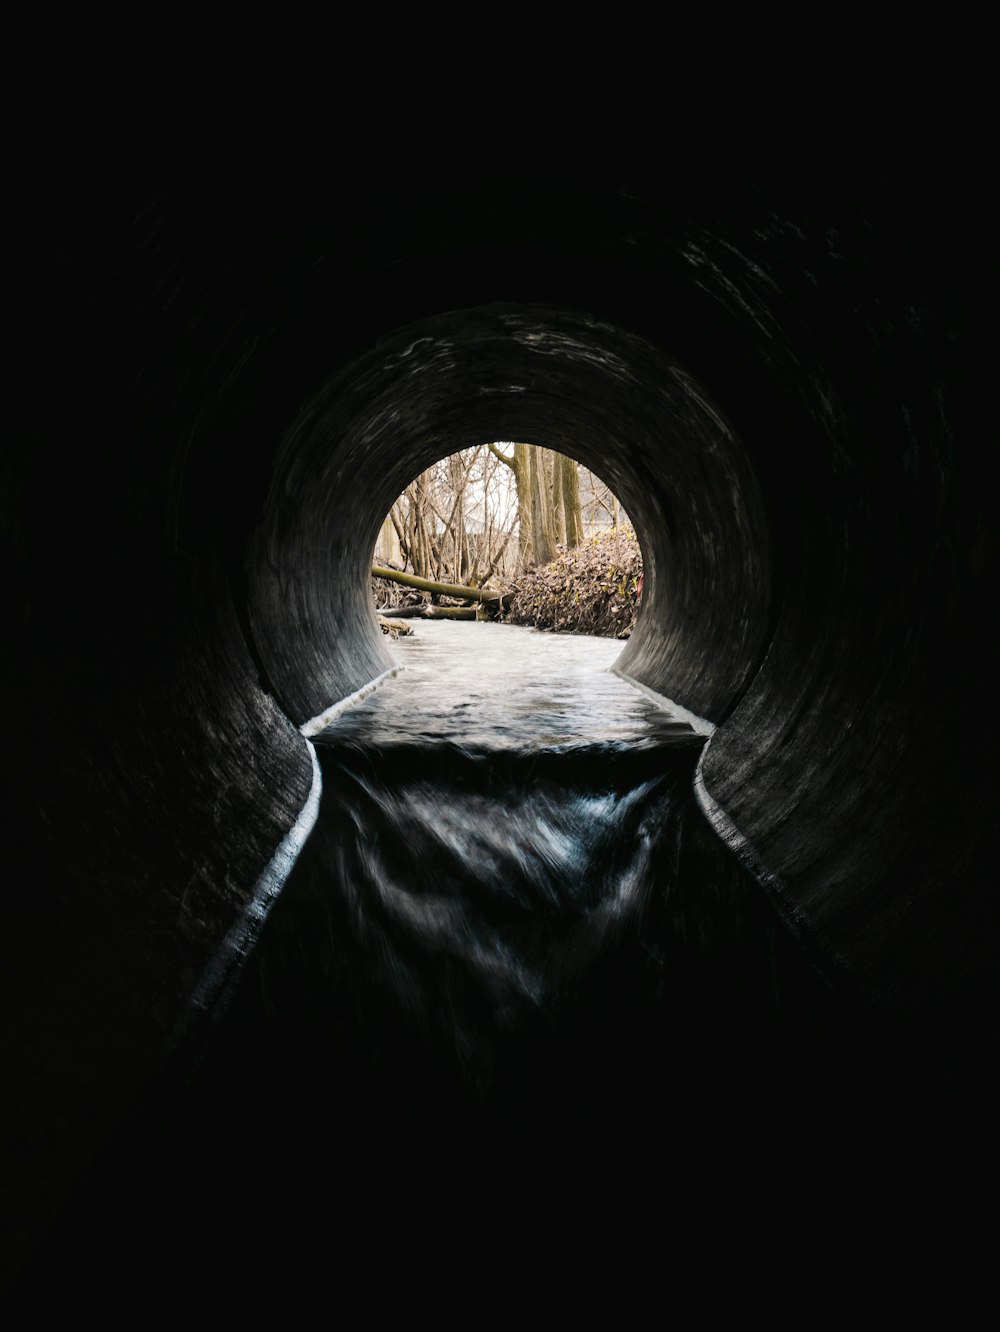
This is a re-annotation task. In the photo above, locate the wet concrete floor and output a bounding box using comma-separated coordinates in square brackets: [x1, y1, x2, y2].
[13, 625, 954, 1304]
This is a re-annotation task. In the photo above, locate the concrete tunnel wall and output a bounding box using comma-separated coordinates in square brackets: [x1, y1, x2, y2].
[248, 305, 771, 727]
[3, 155, 995, 1277]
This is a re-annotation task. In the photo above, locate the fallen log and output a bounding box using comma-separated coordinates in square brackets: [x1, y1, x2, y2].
[373, 565, 508, 604]
[376, 603, 426, 618]
[423, 605, 478, 620]
[377, 614, 414, 637]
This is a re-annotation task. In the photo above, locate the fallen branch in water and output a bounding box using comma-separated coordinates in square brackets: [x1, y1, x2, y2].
[372, 564, 508, 605]
[422, 605, 485, 620]
[377, 614, 414, 638]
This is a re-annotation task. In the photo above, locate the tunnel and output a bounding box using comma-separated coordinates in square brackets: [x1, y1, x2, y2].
[3, 147, 995, 1293]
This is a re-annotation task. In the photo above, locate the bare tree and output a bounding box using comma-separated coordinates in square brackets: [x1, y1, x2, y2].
[375, 444, 621, 586]
[528, 446, 556, 565]
[559, 452, 584, 548]
[487, 443, 579, 566]
[487, 441, 533, 563]
[580, 468, 620, 537]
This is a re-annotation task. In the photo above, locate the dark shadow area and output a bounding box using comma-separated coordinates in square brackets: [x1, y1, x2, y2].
[4, 730, 871, 1304]
[4, 121, 996, 1294]
[14, 720, 989, 1308]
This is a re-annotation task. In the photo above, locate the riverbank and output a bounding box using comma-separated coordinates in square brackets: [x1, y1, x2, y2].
[502, 524, 642, 638]
[372, 524, 643, 639]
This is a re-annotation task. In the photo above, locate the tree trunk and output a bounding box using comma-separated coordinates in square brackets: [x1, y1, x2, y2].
[551, 450, 566, 546]
[487, 441, 534, 568]
[390, 502, 409, 567]
[513, 442, 532, 563]
[529, 446, 556, 566]
[410, 472, 430, 578]
[542, 450, 558, 549]
[561, 453, 583, 548]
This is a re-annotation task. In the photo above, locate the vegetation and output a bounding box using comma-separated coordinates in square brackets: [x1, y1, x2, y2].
[380, 444, 518, 587]
[502, 525, 642, 639]
[372, 444, 642, 639]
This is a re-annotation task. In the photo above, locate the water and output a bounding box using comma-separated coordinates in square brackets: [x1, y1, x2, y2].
[193, 620, 814, 1120]
[279, 624, 703, 1082]
[332, 619, 701, 752]
[23, 622, 844, 1298]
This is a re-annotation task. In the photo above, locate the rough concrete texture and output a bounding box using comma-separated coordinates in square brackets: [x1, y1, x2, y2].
[3, 126, 995, 1284]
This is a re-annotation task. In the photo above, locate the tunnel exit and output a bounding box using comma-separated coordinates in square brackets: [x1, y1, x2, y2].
[370, 442, 643, 641]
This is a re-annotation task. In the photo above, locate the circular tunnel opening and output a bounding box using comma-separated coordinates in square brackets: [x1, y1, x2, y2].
[227, 303, 793, 1149]
[247, 304, 772, 736]
[371, 442, 644, 647]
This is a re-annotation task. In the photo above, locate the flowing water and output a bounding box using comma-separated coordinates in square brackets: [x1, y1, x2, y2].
[328, 619, 700, 751]
[27, 623, 844, 1295]
[276, 621, 719, 1098]
[176, 622, 831, 1146]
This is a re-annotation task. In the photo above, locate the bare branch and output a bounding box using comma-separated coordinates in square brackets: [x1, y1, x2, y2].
[487, 441, 516, 468]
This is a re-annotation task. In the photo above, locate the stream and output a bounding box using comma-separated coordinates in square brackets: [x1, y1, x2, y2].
[28, 622, 843, 1293]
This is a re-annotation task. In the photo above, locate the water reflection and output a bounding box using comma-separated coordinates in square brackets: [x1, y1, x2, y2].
[325, 620, 697, 752]
[231, 621, 774, 1100]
